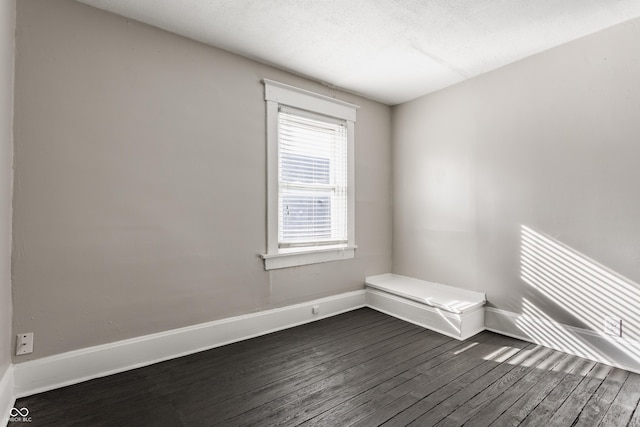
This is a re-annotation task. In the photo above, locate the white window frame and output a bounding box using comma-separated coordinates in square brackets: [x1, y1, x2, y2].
[260, 79, 358, 270]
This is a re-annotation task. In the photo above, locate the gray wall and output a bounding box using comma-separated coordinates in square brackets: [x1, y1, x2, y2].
[393, 18, 640, 336]
[0, 0, 15, 374]
[12, 0, 392, 361]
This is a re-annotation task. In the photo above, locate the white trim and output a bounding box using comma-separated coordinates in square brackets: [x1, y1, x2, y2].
[346, 121, 356, 246]
[365, 273, 486, 314]
[0, 365, 14, 427]
[485, 307, 640, 375]
[261, 245, 356, 270]
[366, 289, 485, 341]
[261, 79, 358, 270]
[263, 79, 359, 121]
[265, 99, 279, 255]
[12, 291, 366, 398]
[11, 291, 640, 402]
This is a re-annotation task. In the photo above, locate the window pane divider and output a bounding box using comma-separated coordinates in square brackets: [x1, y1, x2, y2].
[280, 183, 337, 191]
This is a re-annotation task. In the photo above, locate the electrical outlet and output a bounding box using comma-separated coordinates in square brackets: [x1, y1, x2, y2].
[603, 316, 622, 337]
[16, 333, 34, 355]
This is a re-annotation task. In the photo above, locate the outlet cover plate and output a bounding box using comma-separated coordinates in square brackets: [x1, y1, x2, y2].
[603, 316, 622, 337]
[16, 333, 34, 355]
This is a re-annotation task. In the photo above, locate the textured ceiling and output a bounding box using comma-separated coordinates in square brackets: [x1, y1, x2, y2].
[77, 0, 640, 105]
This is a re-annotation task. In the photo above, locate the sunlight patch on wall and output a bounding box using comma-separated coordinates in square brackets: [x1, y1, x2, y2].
[517, 298, 605, 362]
[519, 225, 640, 364]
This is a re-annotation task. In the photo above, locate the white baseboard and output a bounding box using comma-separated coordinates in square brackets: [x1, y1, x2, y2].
[13, 290, 366, 398]
[12, 291, 640, 402]
[0, 365, 14, 427]
[366, 289, 485, 341]
[485, 307, 640, 375]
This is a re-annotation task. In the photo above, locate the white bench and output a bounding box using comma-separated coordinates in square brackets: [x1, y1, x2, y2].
[365, 273, 486, 340]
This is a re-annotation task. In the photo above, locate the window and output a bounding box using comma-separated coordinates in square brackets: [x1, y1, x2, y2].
[279, 108, 347, 247]
[260, 80, 358, 270]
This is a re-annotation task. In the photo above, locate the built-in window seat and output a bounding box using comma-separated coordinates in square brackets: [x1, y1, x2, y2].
[365, 273, 486, 340]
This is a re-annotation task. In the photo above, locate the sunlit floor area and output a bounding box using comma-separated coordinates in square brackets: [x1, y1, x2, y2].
[14, 308, 640, 426]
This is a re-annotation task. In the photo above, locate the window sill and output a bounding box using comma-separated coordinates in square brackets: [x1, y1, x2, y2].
[260, 245, 357, 270]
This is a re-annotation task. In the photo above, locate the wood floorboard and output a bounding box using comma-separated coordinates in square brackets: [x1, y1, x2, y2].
[409, 345, 558, 427]
[147, 311, 402, 403]
[599, 372, 640, 426]
[356, 334, 515, 427]
[364, 351, 514, 426]
[488, 352, 579, 427]
[546, 363, 612, 426]
[144, 309, 394, 391]
[173, 319, 421, 422]
[384, 338, 538, 427]
[466, 350, 571, 427]
[518, 357, 598, 426]
[630, 407, 640, 427]
[238, 328, 459, 427]
[430, 346, 563, 427]
[299, 334, 466, 426]
[574, 368, 630, 427]
[149, 309, 385, 372]
[14, 308, 640, 427]
[224, 331, 441, 425]
[206, 325, 427, 425]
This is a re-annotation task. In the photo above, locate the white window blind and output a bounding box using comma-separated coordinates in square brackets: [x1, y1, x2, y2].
[278, 106, 348, 248]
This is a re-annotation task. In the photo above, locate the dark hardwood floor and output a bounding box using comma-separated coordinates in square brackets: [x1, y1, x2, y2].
[13, 308, 640, 426]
